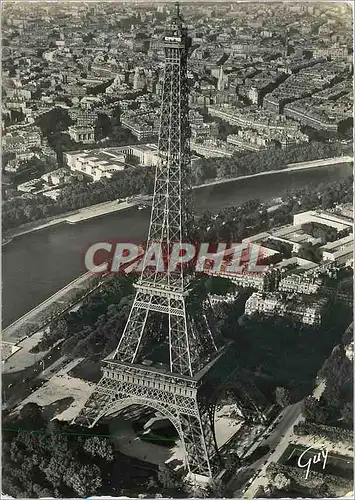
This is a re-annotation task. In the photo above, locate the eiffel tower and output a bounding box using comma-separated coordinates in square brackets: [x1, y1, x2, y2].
[74, 4, 264, 479]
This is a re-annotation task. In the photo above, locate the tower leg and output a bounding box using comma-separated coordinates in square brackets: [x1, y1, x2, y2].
[179, 407, 217, 477]
[73, 376, 121, 427]
[113, 291, 152, 363]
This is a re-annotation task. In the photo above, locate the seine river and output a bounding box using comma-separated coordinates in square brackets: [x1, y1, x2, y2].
[2, 163, 352, 328]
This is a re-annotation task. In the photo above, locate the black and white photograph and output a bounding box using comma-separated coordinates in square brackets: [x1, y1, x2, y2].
[1, 1, 354, 498]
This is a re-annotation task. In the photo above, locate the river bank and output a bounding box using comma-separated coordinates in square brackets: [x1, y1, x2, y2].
[2, 271, 96, 344]
[194, 155, 352, 189]
[2, 198, 138, 245]
[2, 156, 352, 246]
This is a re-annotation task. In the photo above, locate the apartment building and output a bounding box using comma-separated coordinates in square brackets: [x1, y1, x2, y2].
[227, 127, 308, 152]
[208, 104, 299, 132]
[245, 292, 328, 326]
[284, 93, 352, 132]
[278, 270, 322, 295]
[245, 292, 286, 316]
[204, 244, 282, 292]
[3, 128, 42, 153]
[68, 125, 95, 144]
[121, 112, 159, 140]
[190, 139, 234, 158]
[69, 108, 97, 126]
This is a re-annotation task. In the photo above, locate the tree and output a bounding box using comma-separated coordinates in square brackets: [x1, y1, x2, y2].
[297, 242, 322, 263]
[147, 476, 158, 490]
[83, 436, 114, 461]
[225, 451, 241, 470]
[112, 104, 121, 124]
[36, 107, 73, 136]
[96, 112, 112, 138]
[318, 344, 353, 408]
[265, 238, 293, 258]
[157, 464, 179, 489]
[64, 463, 102, 497]
[9, 441, 25, 464]
[19, 402, 45, 430]
[274, 472, 291, 491]
[32, 484, 53, 497]
[205, 276, 236, 296]
[341, 402, 353, 426]
[205, 478, 224, 497]
[275, 386, 291, 408]
[302, 396, 329, 424]
[2, 414, 134, 498]
[48, 318, 69, 341]
[44, 455, 70, 488]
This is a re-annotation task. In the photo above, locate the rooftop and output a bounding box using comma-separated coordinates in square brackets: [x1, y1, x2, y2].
[276, 256, 319, 273]
[320, 234, 353, 252]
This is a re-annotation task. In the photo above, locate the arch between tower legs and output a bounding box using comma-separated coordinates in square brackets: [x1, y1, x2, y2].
[74, 383, 218, 479]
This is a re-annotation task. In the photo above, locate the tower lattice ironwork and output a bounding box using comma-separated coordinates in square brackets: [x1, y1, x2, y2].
[73, 4, 264, 479]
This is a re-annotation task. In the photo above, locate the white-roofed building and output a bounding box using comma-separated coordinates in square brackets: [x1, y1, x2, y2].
[269, 224, 322, 253]
[293, 210, 353, 232]
[65, 149, 127, 181]
[320, 234, 354, 267]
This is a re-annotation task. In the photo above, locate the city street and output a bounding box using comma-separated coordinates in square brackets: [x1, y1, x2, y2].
[2, 346, 79, 413]
[241, 382, 326, 498]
